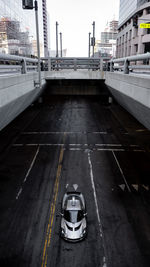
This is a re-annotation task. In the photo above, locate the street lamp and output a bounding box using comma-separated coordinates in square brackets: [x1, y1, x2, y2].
[88, 32, 91, 57]
[56, 22, 59, 57]
[92, 21, 95, 57]
[22, 0, 41, 88]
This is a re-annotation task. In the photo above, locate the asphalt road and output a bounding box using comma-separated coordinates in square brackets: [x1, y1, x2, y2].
[0, 95, 150, 267]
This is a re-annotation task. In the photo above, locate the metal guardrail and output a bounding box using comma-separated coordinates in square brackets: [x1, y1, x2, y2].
[0, 53, 38, 75]
[109, 53, 150, 74]
[41, 57, 107, 71]
[0, 54, 109, 75]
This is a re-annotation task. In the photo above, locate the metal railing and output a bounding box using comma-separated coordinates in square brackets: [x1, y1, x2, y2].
[0, 53, 38, 75]
[0, 54, 110, 75]
[41, 57, 106, 71]
[109, 53, 150, 74]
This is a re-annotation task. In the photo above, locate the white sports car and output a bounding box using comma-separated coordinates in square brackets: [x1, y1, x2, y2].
[60, 190, 87, 242]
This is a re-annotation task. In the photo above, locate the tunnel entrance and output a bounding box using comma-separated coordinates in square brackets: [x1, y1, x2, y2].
[43, 79, 109, 98]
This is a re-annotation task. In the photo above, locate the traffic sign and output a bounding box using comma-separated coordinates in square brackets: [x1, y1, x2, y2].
[140, 23, 150, 28]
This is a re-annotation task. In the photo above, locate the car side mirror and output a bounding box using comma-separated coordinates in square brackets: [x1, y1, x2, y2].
[84, 213, 87, 216]
[59, 212, 64, 217]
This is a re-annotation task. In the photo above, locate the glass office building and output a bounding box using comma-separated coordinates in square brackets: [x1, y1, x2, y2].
[119, 0, 137, 26]
[0, 0, 45, 57]
[119, 0, 150, 26]
[117, 0, 150, 58]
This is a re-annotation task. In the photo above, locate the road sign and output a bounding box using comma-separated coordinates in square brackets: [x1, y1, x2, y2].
[140, 23, 150, 28]
[22, 0, 33, 9]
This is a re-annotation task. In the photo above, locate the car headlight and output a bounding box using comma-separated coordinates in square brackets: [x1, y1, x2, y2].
[82, 228, 86, 234]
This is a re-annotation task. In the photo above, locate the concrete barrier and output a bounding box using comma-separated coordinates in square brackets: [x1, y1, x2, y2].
[45, 69, 104, 80]
[105, 72, 150, 130]
[0, 72, 46, 131]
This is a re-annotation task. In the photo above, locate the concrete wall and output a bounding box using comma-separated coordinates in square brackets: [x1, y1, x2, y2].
[45, 69, 104, 80]
[0, 72, 46, 131]
[105, 72, 150, 130]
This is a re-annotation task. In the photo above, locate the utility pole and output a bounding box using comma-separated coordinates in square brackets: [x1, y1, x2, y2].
[60, 32, 62, 57]
[92, 21, 95, 57]
[88, 32, 91, 57]
[56, 21, 59, 57]
[35, 0, 41, 87]
[22, 0, 41, 88]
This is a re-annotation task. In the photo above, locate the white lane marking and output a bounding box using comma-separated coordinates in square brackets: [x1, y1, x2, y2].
[93, 132, 107, 134]
[142, 185, 149, 191]
[112, 151, 131, 193]
[133, 149, 145, 152]
[132, 184, 139, 191]
[23, 147, 40, 183]
[22, 131, 108, 135]
[13, 143, 122, 147]
[13, 144, 141, 153]
[95, 144, 122, 147]
[15, 147, 39, 200]
[16, 187, 22, 200]
[12, 144, 145, 153]
[97, 148, 125, 151]
[73, 184, 78, 191]
[88, 152, 107, 267]
[69, 148, 82, 151]
[69, 144, 84, 146]
[119, 184, 126, 191]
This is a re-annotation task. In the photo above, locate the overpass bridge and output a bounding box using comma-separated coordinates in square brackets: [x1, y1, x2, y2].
[0, 52, 150, 131]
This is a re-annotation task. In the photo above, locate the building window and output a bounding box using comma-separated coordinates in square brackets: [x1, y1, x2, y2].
[138, 11, 143, 17]
[135, 44, 138, 53]
[129, 30, 132, 40]
[147, 7, 150, 14]
[135, 27, 138, 37]
[147, 22, 150, 34]
[144, 42, 150, 53]
[128, 46, 131, 56]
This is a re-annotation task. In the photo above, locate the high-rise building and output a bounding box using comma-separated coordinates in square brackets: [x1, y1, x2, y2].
[94, 20, 118, 58]
[109, 20, 118, 32]
[116, 0, 150, 58]
[42, 0, 48, 57]
[119, 0, 150, 26]
[0, 0, 49, 57]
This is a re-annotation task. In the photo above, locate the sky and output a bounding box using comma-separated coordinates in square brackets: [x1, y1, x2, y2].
[47, 0, 120, 57]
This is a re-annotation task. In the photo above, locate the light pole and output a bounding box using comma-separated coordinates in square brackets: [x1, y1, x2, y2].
[56, 22, 59, 57]
[22, 0, 41, 88]
[88, 32, 91, 57]
[35, 0, 41, 87]
[60, 32, 62, 57]
[92, 21, 95, 57]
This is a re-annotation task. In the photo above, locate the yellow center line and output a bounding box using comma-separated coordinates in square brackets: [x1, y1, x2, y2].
[41, 133, 66, 267]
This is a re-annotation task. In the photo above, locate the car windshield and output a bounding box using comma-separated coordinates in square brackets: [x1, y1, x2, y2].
[64, 210, 84, 223]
